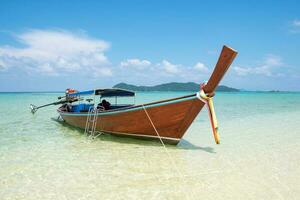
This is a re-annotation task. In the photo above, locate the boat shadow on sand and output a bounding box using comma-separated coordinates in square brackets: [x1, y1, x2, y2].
[51, 117, 216, 153]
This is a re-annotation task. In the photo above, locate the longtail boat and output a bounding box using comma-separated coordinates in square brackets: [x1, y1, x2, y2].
[30, 45, 237, 145]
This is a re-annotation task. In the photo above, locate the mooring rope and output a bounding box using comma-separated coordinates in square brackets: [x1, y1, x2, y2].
[142, 105, 196, 200]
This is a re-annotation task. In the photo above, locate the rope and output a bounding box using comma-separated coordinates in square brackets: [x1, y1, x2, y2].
[142, 105, 196, 200]
[142, 105, 168, 149]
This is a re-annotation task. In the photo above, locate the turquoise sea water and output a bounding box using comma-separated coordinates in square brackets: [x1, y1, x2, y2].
[0, 91, 300, 199]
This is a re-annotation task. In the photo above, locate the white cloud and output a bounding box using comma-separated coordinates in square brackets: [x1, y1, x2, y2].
[233, 54, 284, 77]
[120, 58, 151, 69]
[293, 19, 300, 27]
[264, 54, 282, 66]
[234, 65, 275, 76]
[91, 67, 112, 77]
[0, 29, 112, 76]
[120, 59, 181, 74]
[0, 59, 7, 71]
[0, 29, 205, 82]
[117, 58, 211, 83]
[194, 62, 209, 72]
[233, 66, 252, 76]
[159, 60, 180, 74]
[290, 19, 300, 33]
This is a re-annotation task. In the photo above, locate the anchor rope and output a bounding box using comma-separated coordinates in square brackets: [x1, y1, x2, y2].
[142, 105, 196, 200]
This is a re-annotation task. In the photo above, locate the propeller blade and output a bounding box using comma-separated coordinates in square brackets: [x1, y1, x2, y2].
[30, 104, 38, 114]
[203, 45, 238, 93]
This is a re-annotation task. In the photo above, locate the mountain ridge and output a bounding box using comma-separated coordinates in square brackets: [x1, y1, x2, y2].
[113, 82, 239, 92]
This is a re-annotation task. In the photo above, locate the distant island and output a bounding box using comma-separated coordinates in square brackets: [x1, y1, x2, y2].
[113, 82, 240, 92]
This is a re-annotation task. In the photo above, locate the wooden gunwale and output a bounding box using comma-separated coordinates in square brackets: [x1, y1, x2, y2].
[58, 93, 197, 116]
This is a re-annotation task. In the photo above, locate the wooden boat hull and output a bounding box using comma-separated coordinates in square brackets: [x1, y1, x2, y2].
[58, 94, 205, 144]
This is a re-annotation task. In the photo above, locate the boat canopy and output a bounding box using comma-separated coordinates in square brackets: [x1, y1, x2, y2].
[68, 88, 135, 97]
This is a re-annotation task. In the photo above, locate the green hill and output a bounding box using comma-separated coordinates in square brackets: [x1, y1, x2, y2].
[113, 82, 239, 92]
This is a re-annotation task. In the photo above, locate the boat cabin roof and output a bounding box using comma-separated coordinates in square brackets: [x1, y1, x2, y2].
[68, 88, 135, 97]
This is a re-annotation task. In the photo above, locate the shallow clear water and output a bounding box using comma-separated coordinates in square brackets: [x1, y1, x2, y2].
[0, 92, 300, 199]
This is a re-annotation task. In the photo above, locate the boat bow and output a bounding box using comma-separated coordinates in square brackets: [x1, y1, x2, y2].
[198, 45, 238, 144]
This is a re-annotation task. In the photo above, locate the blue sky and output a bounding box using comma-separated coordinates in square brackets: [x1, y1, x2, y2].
[0, 0, 299, 91]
